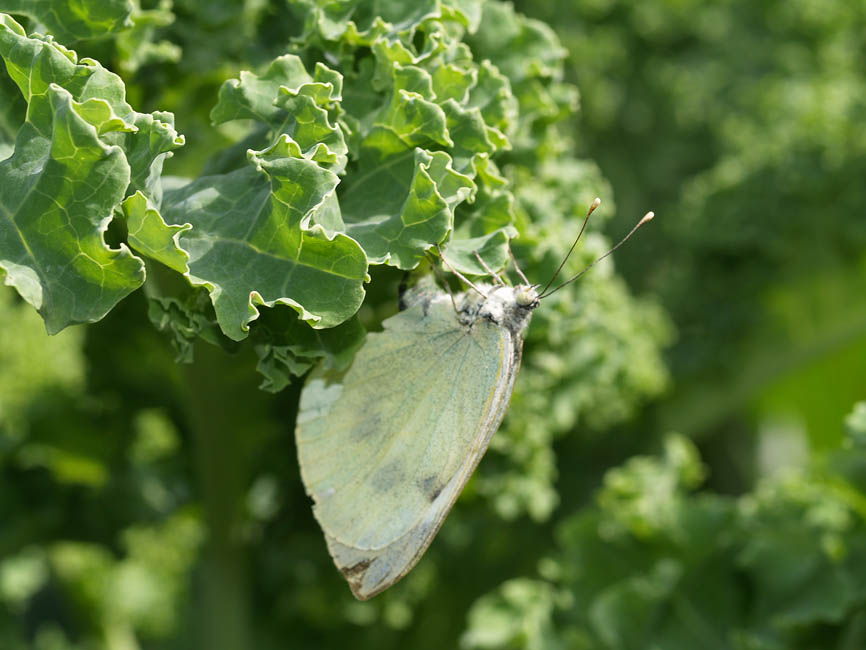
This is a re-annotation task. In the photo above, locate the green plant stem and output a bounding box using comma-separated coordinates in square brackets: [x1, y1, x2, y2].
[184, 341, 258, 650]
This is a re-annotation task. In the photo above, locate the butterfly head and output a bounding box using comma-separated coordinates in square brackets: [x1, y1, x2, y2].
[515, 285, 540, 311]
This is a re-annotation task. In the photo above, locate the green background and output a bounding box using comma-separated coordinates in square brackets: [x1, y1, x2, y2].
[1, 1, 865, 649]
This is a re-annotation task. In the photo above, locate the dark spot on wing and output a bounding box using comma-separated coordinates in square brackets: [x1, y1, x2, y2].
[418, 475, 444, 501]
[341, 559, 372, 598]
[351, 412, 382, 440]
[341, 559, 371, 579]
[371, 460, 404, 492]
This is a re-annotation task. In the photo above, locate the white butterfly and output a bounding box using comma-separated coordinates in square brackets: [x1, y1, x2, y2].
[296, 280, 539, 599]
[295, 200, 652, 599]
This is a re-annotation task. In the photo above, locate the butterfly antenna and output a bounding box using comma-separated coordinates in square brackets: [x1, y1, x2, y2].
[507, 242, 530, 286]
[539, 197, 601, 295]
[473, 250, 506, 286]
[436, 244, 488, 297]
[539, 211, 655, 299]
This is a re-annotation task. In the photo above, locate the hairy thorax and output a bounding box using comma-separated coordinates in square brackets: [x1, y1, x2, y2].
[456, 284, 539, 336]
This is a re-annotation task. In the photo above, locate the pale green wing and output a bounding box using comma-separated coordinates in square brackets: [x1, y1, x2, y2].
[296, 291, 522, 599]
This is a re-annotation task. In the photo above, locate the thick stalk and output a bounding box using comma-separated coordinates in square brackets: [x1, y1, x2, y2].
[183, 341, 263, 650]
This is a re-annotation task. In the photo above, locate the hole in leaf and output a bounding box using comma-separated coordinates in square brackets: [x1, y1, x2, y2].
[103, 211, 128, 250]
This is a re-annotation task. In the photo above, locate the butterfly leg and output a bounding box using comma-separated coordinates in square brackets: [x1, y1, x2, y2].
[473, 250, 507, 286]
[429, 255, 460, 314]
[435, 244, 488, 298]
[506, 242, 531, 286]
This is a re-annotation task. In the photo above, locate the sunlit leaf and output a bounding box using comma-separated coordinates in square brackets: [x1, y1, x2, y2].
[162, 135, 368, 340]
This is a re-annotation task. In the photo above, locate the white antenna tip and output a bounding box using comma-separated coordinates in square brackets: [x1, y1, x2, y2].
[639, 211, 655, 226]
[588, 197, 602, 215]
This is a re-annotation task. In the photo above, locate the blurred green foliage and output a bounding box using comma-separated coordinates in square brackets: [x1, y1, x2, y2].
[515, 0, 866, 448]
[0, 0, 864, 649]
[465, 419, 866, 649]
